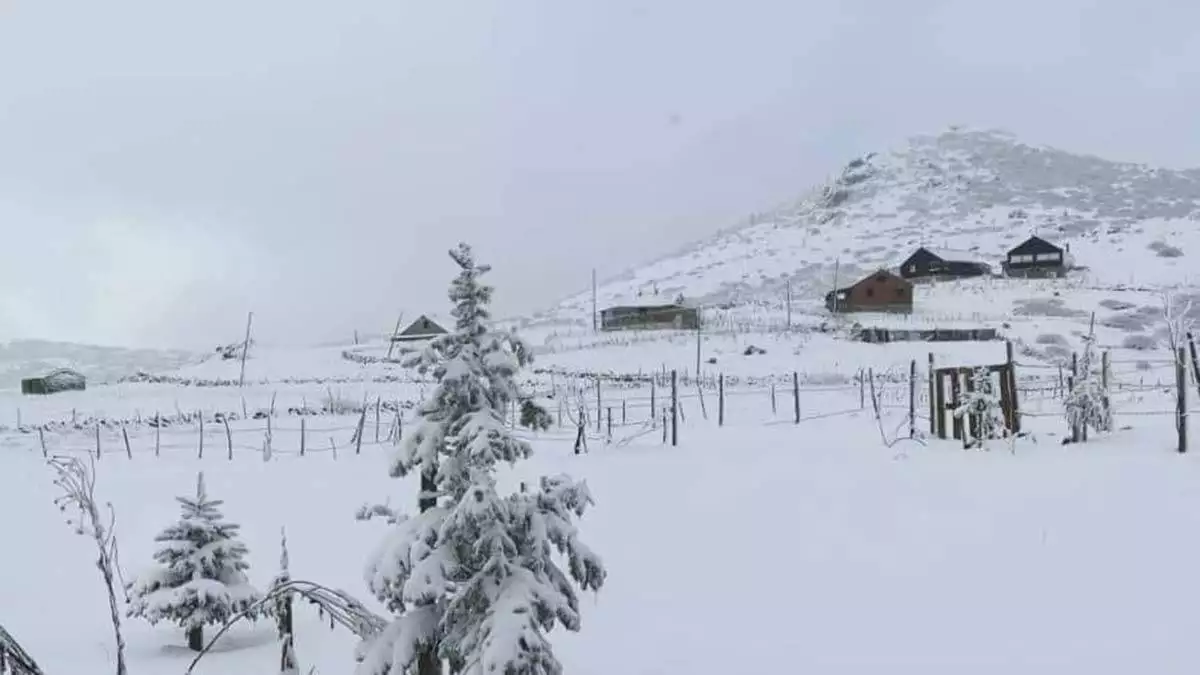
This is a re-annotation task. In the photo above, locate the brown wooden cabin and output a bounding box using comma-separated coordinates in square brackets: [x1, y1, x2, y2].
[825, 269, 914, 314]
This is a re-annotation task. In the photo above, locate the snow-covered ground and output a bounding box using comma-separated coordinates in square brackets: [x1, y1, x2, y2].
[8, 127, 1200, 672]
[6, 377, 1200, 674]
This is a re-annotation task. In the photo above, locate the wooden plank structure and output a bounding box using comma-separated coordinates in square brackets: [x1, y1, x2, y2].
[930, 362, 1019, 446]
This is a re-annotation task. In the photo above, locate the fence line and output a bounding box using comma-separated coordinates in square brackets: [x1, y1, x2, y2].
[15, 343, 1200, 457]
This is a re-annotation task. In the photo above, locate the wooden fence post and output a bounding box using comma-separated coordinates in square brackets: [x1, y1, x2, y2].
[223, 417, 234, 460]
[122, 425, 133, 460]
[375, 398, 382, 443]
[300, 417, 307, 456]
[1178, 348, 1188, 454]
[622, 399, 627, 425]
[650, 380, 656, 422]
[154, 412, 161, 458]
[770, 383, 777, 416]
[95, 424, 102, 459]
[1067, 375, 1079, 443]
[671, 369, 678, 447]
[606, 407, 612, 441]
[928, 354, 936, 435]
[38, 427, 47, 458]
[354, 407, 367, 455]
[934, 372, 946, 439]
[909, 359, 917, 438]
[595, 379, 602, 433]
[661, 408, 668, 444]
[1188, 332, 1200, 400]
[792, 372, 800, 424]
[198, 413, 204, 459]
[1005, 341, 1021, 434]
[858, 370, 865, 409]
[950, 373, 963, 440]
[718, 373, 725, 427]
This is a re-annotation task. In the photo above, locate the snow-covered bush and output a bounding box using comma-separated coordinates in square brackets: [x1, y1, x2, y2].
[126, 472, 262, 651]
[1121, 334, 1156, 350]
[953, 367, 1009, 449]
[1149, 240, 1184, 258]
[1063, 329, 1113, 440]
[358, 243, 606, 675]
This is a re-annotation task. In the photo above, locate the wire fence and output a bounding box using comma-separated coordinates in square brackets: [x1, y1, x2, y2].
[15, 346, 1200, 460]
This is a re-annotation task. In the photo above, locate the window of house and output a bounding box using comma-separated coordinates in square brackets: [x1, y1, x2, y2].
[895, 287, 906, 297]
[906, 264, 915, 273]
[1010, 253, 1034, 264]
[1035, 252, 1061, 262]
[865, 287, 875, 298]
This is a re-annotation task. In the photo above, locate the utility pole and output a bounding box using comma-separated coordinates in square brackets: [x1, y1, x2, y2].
[695, 323, 701, 377]
[238, 311, 253, 388]
[592, 269, 598, 333]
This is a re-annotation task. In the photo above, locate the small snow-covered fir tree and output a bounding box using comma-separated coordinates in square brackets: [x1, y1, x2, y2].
[358, 243, 605, 675]
[954, 367, 1009, 448]
[126, 472, 262, 651]
[1064, 328, 1113, 441]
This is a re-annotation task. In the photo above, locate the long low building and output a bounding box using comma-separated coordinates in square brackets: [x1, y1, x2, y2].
[600, 303, 700, 331]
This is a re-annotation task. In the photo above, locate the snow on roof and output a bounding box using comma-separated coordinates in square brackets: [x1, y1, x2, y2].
[920, 247, 990, 263]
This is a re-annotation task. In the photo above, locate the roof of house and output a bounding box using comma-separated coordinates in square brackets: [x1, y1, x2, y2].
[830, 268, 911, 294]
[398, 313, 451, 336]
[921, 247, 989, 263]
[1007, 235, 1062, 254]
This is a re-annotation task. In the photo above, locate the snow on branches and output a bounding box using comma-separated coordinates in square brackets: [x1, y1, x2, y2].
[953, 367, 1009, 449]
[125, 472, 262, 651]
[1064, 327, 1113, 441]
[358, 243, 606, 675]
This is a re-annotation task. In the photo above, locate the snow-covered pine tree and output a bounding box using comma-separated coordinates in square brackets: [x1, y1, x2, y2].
[126, 472, 262, 651]
[1063, 328, 1113, 441]
[358, 243, 605, 675]
[953, 367, 1008, 448]
[269, 528, 298, 674]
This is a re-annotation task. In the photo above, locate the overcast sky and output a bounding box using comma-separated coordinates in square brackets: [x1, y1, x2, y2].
[2, 0, 1199, 348]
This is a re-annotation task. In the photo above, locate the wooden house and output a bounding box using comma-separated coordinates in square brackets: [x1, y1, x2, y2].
[1002, 236, 1072, 278]
[825, 269, 914, 314]
[899, 247, 992, 280]
[600, 303, 700, 331]
[390, 314, 449, 342]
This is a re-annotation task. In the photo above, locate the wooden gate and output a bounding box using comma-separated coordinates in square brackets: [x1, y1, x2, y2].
[930, 363, 1019, 443]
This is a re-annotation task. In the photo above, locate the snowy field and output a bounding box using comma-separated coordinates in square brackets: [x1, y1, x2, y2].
[6, 382, 1200, 674]
[10, 127, 1200, 672]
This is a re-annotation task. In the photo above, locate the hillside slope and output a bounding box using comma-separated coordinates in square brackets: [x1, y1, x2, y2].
[542, 127, 1200, 324]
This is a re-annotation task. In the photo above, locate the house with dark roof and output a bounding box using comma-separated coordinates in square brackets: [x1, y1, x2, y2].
[899, 247, 992, 280]
[390, 314, 449, 342]
[825, 269, 914, 314]
[1002, 236, 1073, 278]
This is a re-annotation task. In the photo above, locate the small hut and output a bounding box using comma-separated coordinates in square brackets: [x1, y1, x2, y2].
[21, 368, 86, 395]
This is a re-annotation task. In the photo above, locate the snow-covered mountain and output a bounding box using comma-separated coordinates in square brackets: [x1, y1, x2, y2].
[0, 339, 195, 389]
[542, 126, 1200, 323]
